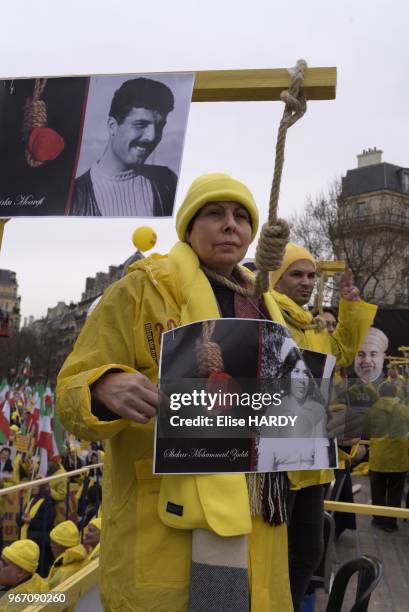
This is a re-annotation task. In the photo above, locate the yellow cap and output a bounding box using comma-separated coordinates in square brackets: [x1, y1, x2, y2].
[176, 173, 259, 241]
[3, 540, 39, 574]
[50, 521, 80, 548]
[89, 517, 102, 531]
[269, 243, 316, 289]
[10, 425, 19, 432]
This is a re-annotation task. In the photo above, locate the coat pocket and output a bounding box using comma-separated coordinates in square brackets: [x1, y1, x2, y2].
[134, 459, 191, 585]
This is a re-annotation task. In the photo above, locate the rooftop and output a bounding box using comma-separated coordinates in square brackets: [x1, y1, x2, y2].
[341, 162, 409, 198]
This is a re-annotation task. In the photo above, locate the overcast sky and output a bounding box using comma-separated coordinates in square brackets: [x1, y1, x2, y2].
[1, 0, 408, 321]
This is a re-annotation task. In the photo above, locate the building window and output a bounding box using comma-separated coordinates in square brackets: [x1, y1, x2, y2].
[354, 201, 368, 217]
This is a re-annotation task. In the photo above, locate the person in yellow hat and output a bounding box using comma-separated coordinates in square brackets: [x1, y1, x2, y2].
[269, 242, 377, 610]
[47, 520, 88, 589]
[0, 540, 48, 611]
[83, 517, 101, 561]
[57, 172, 293, 611]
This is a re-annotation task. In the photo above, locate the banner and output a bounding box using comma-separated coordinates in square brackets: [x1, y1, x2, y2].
[0, 72, 194, 218]
[154, 319, 337, 474]
[13, 434, 32, 453]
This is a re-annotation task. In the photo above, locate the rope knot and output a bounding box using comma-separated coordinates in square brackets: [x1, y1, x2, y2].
[196, 320, 224, 377]
[254, 218, 290, 273]
[279, 90, 302, 113]
[22, 78, 65, 167]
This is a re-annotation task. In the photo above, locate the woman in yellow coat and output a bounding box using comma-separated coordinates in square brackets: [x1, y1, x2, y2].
[57, 173, 293, 612]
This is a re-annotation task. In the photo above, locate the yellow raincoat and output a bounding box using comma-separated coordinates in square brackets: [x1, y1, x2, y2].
[0, 573, 48, 612]
[47, 544, 88, 589]
[271, 290, 377, 489]
[87, 542, 100, 562]
[364, 396, 409, 472]
[57, 242, 293, 612]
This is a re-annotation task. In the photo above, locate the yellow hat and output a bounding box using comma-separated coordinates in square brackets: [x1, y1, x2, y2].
[50, 521, 80, 548]
[176, 173, 259, 241]
[3, 540, 39, 574]
[89, 517, 102, 531]
[10, 425, 19, 433]
[269, 243, 316, 289]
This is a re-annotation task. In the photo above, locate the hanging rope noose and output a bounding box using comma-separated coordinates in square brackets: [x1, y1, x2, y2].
[200, 61, 308, 301]
[195, 320, 224, 377]
[253, 59, 308, 297]
[23, 78, 65, 167]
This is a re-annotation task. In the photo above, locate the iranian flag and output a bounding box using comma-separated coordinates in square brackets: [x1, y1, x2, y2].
[38, 385, 60, 476]
[26, 386, 43, 437]
[0, 379, 9, 404]
[0, 396, 11, 441]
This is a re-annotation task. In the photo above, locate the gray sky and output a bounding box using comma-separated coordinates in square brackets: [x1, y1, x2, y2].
[1, 0, 408, 320]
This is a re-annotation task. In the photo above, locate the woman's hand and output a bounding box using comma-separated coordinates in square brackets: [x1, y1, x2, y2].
[92, 372, 159, 424]
[340, 267, 360, 301]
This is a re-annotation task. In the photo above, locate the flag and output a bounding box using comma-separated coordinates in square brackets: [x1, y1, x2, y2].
[37, 385, 59, 475]
[26, 386, 43, 437]
[0, 397, 12, 440]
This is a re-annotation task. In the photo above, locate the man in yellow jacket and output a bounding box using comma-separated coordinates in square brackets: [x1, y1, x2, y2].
[47, 520, 88, 589]
[363, 381, 409, 532]
[57, 173, 293, 612]
[270, 242, 377, 611]
[0, 540, 48, 611]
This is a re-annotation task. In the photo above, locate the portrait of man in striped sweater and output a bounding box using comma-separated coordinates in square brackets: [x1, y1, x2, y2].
[71, 77, 179, 217]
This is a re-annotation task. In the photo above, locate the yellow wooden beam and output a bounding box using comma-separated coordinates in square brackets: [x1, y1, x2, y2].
[0, 219, 8, 250]
[23, 559, 99, 612]
[2, 67, 337, 103]
[325, 500, 409, 519]
[192, 67, 336, 101]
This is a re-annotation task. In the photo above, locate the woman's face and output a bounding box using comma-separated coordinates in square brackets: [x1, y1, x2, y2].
[290, 360, 310, 402]
[186, 201, 252, 276]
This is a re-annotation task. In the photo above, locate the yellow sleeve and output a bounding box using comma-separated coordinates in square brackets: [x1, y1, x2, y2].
[56, 277, 143, 441]
[329, 299, 377, 367]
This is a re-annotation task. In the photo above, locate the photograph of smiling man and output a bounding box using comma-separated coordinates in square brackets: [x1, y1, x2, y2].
[70, 73, 193, 217]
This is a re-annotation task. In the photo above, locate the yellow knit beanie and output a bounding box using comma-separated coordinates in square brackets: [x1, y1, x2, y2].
[50, 520, 80, 548]
[269, 243, 316, 288]
[3, 540, 39, 574]
[176, 173, 259, 241]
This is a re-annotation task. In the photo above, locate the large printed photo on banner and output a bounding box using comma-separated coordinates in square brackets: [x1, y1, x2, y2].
[0, 77, 87, 216]
[154, 318, 338, 474]
[0, 73, 194, 217]
[71, 73, 194, 217]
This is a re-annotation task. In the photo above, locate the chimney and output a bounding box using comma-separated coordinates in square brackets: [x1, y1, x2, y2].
[357, 147, 383, 168]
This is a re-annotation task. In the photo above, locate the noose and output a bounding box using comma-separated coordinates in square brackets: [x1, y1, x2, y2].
[195, 320, 224, 377]
[201, 60, 308, 301]
[23, 78, 65, 167]
[253, 59, 307, 296]
[201, 60, 327, 330]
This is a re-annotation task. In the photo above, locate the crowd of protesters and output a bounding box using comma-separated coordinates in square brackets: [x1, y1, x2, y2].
[1, 173, 408, 611]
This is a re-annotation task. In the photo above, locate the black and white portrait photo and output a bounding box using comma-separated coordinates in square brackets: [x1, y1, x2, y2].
[69, 73, 194, 217]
